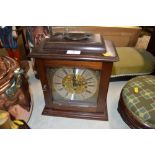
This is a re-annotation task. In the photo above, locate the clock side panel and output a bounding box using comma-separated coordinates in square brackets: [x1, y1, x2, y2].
[35, 59, 54, 107]
[97, 62, 113, 118]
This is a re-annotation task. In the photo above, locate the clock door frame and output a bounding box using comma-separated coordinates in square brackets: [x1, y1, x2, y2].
[35, 58, 113, 120]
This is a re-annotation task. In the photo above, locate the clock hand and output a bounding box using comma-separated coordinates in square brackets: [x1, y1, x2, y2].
[73, 68, 77, 88]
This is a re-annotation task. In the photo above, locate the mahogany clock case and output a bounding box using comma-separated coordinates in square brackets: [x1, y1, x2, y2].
[30, 33, 118, 120]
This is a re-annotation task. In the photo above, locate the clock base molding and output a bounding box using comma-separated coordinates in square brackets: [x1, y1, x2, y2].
[42, 106, 108, 121]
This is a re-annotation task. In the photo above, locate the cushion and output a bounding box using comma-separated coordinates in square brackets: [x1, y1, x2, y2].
[122, 75, 155, 128]
[111, 47, 155, 77]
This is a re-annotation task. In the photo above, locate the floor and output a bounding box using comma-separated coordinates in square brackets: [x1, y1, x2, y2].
[27, 62, 129, 129]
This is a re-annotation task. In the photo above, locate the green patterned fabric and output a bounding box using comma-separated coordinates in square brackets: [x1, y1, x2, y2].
[122, 75, 155, 128]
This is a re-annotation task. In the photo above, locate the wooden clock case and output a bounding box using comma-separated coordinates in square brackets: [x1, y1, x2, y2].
[29, 33, 118, 120]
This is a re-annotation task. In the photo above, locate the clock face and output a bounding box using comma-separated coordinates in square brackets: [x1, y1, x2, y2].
[47, 67, 100, 107]
[53, 68, 98, 100]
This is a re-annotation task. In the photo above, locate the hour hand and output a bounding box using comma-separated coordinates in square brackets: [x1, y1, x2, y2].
[72, 68, 76, 87]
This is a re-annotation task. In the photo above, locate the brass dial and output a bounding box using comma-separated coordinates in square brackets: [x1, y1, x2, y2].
[53, 68, 98, 100]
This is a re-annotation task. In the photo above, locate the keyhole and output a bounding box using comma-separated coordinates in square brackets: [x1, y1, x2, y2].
[42, 84, 47, 91]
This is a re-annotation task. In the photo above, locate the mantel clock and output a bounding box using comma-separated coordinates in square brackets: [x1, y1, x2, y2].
[30, 33, 118, 120]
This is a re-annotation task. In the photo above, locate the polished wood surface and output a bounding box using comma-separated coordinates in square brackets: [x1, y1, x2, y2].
[42, 108, 107, 120]
[30, 39, 119, 62]
[97, 62, 112, 115]
[44, 60, 102, 70]
[44, 33, 105, 52]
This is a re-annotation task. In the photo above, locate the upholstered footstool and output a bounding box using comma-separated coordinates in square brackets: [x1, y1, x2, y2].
[111, 47, 155, 81]
[118, 75, 155, 129]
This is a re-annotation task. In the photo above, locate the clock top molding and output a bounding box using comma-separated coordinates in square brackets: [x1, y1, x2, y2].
[30, 33, 119, 62]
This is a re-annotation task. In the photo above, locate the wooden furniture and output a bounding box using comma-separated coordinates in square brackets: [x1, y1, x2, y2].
[30, 33, 118, 120]
[17, 27, 30, 57]
[147, 27, 155, 57]
[52, 26, 141, 47]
